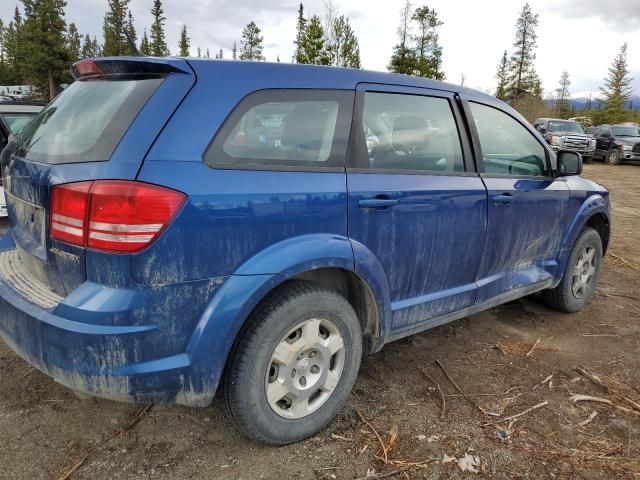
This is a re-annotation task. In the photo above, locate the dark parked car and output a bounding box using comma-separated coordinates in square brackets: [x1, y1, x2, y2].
[533, 118, 596, 163]
[590, 124, 640, 164]
[0, 58, 610, 444]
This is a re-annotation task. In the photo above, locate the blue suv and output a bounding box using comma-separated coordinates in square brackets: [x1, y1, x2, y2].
[0, 57, 610, 444]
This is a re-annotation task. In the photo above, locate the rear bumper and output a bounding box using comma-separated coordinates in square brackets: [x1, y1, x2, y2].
[0, 246, 228, 407]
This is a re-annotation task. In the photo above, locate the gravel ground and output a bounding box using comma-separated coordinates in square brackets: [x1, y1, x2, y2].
[1, 163, 639, 479]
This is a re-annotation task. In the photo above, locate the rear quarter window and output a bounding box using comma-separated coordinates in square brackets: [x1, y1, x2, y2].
[205, 89, 354, 170]
[14, 77, 163, 164]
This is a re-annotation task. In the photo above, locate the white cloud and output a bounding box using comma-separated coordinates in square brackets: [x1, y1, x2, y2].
[2, 0, 639, 98]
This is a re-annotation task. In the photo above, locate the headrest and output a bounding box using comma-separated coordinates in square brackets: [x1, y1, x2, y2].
[392, 115, 429, 152]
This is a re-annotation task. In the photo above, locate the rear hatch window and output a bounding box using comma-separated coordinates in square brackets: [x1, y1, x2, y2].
[14, 77, 162, 164]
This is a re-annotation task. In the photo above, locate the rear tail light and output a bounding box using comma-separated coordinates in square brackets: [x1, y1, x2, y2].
[50, 181, 186, 253]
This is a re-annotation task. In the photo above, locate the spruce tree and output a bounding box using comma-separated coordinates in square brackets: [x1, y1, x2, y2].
[102, 0, 131, 56]
[0, 20, 8, 85]
[388, 1, 416, 75]
[506, 3, 539, 102]
[178, 24, 190, 56]
[297, 15, 330, 65]
[205, 48, 210, 58]
[293, 2, 306, 63]
[411, 6, 444, 80]
[66, 21, 81, 62]
[21, 0, 69, 100]
[600, 43, 633, 124]
[555, 70, 571, 118]
[214, 48, 223, 59]
[150, 0, 169, 56]
[231, 41, 237, 59]
[239, 21, 265, 61]
[139, 28, 151, 55]
[495, 50, 509, 100]
[196, 46, 201, 57]
[328, 15, 360, 68]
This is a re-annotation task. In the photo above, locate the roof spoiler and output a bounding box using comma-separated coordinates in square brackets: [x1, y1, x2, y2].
[71, 58, 190, 80]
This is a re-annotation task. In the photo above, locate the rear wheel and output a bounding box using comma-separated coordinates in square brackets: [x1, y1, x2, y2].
[224, 282, 362, 444]
[542, 227, 602, 313]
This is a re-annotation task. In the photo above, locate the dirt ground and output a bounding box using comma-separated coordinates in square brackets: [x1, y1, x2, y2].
[1, 163, 639, 480]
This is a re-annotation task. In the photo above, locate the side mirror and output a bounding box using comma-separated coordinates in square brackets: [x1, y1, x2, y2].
[557, 150, 583, 176]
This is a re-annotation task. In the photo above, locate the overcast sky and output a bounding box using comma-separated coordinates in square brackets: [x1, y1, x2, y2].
[2, 0, 639, 98]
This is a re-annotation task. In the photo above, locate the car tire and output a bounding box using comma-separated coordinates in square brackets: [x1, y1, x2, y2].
[608, 148, 621, 165]
[223, 281, 362, 445]
[583, 155, 593, 164]
[542, 226, 602, 313]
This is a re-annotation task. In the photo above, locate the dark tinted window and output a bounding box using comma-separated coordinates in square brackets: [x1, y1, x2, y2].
[358, 92, 464, 173]
[470, 102, 548, 177]
[206, 90, 353, 169]
[15, 77, 162, 164]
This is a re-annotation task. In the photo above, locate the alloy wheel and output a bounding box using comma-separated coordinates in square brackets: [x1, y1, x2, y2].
[571, 246, 596, 299]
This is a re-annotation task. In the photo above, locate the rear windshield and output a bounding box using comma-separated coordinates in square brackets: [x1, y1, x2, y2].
[1, 113, 39, 135]
[14, 77, 162, 164]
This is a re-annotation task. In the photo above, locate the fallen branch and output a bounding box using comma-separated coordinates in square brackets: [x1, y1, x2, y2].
[526, 337, 541, 357]
[578, 410, 598, 427]
[533, 374, 553, 391]
[569, 394, 640, 417]
[436, 359, 487, 415]
[355, 408, 388, 464]
[354, 459, 434, 480]
[57, 405, 153, 480]
[419, 368, 446, 419]
[609, 253, 640, 272]
[575, 367, 640, 414]
[575, 367, 608, 391]
[488, 401, 549, 425]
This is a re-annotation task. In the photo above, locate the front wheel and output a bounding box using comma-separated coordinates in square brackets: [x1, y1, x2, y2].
[608, 148, 621, 165]
[542, 226, 602, 313]
[224, 282, 362, 444]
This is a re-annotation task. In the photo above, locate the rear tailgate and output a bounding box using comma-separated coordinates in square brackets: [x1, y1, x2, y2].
[3, 57, 195, 296]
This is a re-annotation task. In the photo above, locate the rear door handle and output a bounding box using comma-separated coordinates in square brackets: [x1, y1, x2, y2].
[358, 198, 398, 209]
[492, 193, 514, 205]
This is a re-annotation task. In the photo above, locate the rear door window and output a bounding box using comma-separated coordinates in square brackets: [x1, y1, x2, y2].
[205, 90, 353, 169]
[14, 77, 163, 164]
[0, 113, 38, 135]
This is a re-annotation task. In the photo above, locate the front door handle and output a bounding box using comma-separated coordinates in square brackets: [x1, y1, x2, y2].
[358, 198, 398, 209]
[492, 193, 514, 205]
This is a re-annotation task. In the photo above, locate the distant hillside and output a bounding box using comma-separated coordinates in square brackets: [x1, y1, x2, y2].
[545, 95, 640, 110]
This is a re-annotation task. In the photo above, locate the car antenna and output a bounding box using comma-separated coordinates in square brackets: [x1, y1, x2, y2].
[106, 0, 144, 57]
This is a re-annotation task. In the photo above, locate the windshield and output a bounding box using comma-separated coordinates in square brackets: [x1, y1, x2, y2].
[0, 113, 39, 135]
[612, 126, 640, 137]
[14, 77, 163, 164]
[548, 121, 584, 134]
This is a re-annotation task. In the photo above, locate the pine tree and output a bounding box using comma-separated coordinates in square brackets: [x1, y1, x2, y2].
[297, 15, 330, 65]
[2, 6, 23, 84]
[506, 3, 539, 102]
[328, 15, 360, 68]
[196, 46, 201, 57]
[102, 0, 131, 56]
[214, 48, 223, 59]
[600, 43, 633, 124]
[81, 33, 99, 58]
[411, 6, 444, 80]
[239, 21, 265, 61]
[0, 19, 8, 85]
[555, 70, 571, 118]
[495, 50, 509, 100]
[66, 21, 81, 62]
[139, 28, 151, 55]
[150, 0, 169, 56]
[388, 1, 416, 75]
[293, 2, 306, 63]
[205, 48, 210, 58]
[178, 24, 189, 56]
[21, 0, 69, 100]
[125, 10, 136, 49]
[231, 41, 237, 59]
